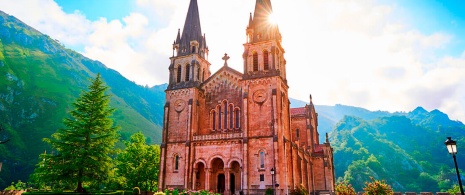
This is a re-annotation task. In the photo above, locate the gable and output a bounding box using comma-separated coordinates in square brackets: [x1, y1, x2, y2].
[201, 66, 243, 94]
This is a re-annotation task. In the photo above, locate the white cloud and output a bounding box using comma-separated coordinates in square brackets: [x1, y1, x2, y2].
[1, 0, 464, 123]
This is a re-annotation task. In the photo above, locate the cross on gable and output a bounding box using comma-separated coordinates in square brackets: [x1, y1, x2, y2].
[222, 53, 230, 66]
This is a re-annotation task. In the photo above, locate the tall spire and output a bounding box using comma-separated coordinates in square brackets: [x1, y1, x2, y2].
[247, 0, 281, 43]
[175, 0, 206, 58]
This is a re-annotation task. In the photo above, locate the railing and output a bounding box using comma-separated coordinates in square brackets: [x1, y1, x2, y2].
[193, 132, 243, 141]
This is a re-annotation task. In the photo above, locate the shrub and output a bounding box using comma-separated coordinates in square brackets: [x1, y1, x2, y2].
[335, 181, 356, 195]
[362, 177, 393, 195]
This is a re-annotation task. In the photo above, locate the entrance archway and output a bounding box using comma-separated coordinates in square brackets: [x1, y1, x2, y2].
[230, 173, 235, 194]
[194, 162, 206, 190]
[217, 174, 225, 193]
[229, 161, 242, 194]
[210, 158, 225, 193]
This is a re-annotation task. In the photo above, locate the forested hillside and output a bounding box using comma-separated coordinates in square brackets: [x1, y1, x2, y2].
[330, 110, 465, 192]
[0, 10, 164, 188]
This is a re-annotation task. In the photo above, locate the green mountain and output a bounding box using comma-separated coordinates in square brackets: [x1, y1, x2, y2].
[329, 110, 465, 193]
[0, 11, 164, 187]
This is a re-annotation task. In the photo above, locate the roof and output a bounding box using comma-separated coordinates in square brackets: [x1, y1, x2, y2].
[314, 144, 324, 154]
[290, 107, 306, 116]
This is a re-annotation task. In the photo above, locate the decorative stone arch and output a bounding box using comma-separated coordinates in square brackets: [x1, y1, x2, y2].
[193, 159, 207, 190]
[227, 158, 243, 169]
[208, 154, 226, 168]
[194, 158, 207, 169]
[208, 155, 226, 193]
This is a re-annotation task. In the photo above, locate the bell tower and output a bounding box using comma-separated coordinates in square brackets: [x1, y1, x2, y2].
[243, 0, 286, 81]
[168, 0, 210, 90]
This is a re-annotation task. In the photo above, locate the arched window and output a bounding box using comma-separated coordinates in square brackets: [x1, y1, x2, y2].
[263, 50, 269, 70]
[192, 46, 196, 53]
[212, 111, 216, 130]
[197, 67, 200, 80]
[259, 151, 265, 169]
[174, 154, 180, 171]
[229, 105, 234, 129]
[185, 64, 190, 81]
[296, 128, 300, 138]
[218, 107, 222, 130]
[235, 109, 240, 128]
[253, 52, 258, 71]
[177, 66, 182, 83]
[223, 101, 228, 129]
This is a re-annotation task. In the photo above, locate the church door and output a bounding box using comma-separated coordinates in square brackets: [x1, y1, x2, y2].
[230, 173, 235, 194]
[217, 174, 225, 193]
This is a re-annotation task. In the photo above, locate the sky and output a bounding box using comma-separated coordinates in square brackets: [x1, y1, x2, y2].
[1, 0, 465, 123]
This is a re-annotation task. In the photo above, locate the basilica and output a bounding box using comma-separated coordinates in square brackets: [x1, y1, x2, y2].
[158, 0, 335, 194]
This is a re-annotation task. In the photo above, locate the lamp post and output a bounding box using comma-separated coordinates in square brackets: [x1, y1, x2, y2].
[271, 168, 275, 195]
[445, 137, 464, 195]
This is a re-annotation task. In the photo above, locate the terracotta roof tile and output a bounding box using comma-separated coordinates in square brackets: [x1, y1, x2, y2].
[290, 107, 306, 116]
[314, 144, 324, 153]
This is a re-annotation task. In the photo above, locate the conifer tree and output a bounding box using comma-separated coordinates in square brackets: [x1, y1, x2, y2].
[41, 74, 119, 192]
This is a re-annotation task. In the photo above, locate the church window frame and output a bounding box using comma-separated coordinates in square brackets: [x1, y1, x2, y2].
[258, 150, 266, 170]
[229, 104, 234, 129]
[211, 110, 217, 130]
[173, 153, 180, 172]
[263, 50, 269, 70]
[218, 105, 222, 130]
[176, 65, 182, 83]
[253, 52, 258, 71]
[296, 128, 300, 139]
[197, 67, 200, 80]
[235, 108, 241, 129]
[223, 101, 228, 129]
[185, 64, 190, 81]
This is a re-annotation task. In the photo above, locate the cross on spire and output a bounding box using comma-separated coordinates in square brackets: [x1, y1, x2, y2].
[222, 53, 230, 66]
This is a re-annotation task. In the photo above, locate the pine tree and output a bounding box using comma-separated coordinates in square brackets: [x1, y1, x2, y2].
[41, 74, 119, 192]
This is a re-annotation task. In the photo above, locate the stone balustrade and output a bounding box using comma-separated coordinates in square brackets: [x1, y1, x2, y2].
[193, 132, 243, 141]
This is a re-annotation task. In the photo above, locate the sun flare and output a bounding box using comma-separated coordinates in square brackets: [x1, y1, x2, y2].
[268, 13, 277, 25]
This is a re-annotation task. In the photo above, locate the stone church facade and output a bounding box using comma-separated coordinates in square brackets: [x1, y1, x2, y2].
[158, 0, 335, 194]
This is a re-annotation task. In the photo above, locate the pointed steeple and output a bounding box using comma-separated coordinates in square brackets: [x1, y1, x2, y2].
[175, 0, 206, 58]
[247, 0, 281, 43]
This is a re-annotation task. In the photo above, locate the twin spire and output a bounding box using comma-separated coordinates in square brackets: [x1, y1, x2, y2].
[247, 0, 281, 43]
[174, 0, 207, 58]
[174, 0, 281, 58]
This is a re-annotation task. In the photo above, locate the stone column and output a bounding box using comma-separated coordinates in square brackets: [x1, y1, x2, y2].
[193, 168, 198, 190]
[225, 168, 230, 195]
[206, 168, 211, 190]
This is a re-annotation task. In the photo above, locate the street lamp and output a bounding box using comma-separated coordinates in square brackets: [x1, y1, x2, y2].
[271, 168, 275, 195]
[445, 137, 464, 195]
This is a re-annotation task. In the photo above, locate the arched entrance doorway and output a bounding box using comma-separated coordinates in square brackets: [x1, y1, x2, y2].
[194, 162, 206, 190]
[210, 158, 225, 193]
[229, 161, 241, 194]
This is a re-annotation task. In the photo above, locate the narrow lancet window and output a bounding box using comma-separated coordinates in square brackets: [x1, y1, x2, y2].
[253, 52, 258, 71]
[259, 151, 265, 169]
[212, 111, 216, 130]
[224, 102, 228, 129]
[263, 50, 269, 70]
[229, 105, 234, 129]
[175, 155, 180, 171]
[185, 64, 190, 81]
[177, 66, 182, 83]
[235, 109, 240, 128]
